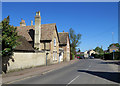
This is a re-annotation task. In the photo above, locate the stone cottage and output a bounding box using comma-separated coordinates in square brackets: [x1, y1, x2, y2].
[6, 11, 70, 71]
[16, 11, 60, 64]
[58, 31, 70, 62]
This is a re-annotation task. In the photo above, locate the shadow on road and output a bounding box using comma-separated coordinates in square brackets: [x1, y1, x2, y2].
[77, 70, 120, 83]
[100, 61, 120, 65]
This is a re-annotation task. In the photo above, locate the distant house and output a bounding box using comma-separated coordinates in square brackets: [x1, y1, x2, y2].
[84, 50, 97, 58]
[84, 50, 88, 58]
[109, 45, 119, 53]
[88, 49, 96, 56]
[58, 32, 70, 62]
[76, 52, 84, 55]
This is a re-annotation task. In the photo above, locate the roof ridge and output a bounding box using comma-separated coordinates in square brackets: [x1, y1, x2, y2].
[58, 32, 68, 33]
[17, 23, 56, 27]
[42, 23, 56, 25]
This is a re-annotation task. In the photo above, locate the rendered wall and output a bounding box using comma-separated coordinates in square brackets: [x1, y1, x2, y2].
[7, 52, 46, 71]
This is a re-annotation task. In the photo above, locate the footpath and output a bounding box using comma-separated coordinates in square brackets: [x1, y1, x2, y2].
[2, 58, 78, 84]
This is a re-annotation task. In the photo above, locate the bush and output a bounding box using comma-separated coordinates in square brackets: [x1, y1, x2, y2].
[76, 54, 84, 57]
[104, 53, 112, 60]
[114, 52, 120, 60]
[91, 54, 104, 59]
[104, 52, 120, 60]
[70, 53, 75, 60]
[92, 52, 120, 60]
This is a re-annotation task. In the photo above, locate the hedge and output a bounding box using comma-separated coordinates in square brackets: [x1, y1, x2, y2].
[92, 52, 120, 60]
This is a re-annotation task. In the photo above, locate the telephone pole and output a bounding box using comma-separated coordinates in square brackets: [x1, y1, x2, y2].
[112, 32, 115, 60]
[112, 32, 114, 44]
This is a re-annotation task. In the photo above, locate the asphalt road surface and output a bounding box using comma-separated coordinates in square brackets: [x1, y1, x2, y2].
[7, 59, 120, 85]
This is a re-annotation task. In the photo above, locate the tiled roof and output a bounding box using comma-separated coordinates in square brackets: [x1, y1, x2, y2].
[14, 36, 34, 51]
[16, 23, 56, 41]
[58, 32, 69, 45]
[17, 26, 34, 41]
[109, 45, 119, 49]
[41, 23, 56, 41]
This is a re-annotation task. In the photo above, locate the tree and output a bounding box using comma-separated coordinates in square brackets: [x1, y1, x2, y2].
[95, 46, 104, 54]
[69, 28, 81, 59]
[77, 48, 81, 52]
[2, 16, 19, 73]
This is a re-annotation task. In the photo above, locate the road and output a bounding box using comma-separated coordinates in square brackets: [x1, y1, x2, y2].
[6, 59, 120, 85]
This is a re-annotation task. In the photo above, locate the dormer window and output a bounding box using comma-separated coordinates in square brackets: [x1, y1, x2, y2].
[54, 38, 56, 46]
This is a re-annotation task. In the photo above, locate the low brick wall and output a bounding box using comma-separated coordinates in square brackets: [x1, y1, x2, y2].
[7, 52, 46, 71]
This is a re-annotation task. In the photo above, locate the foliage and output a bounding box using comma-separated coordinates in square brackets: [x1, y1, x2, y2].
[2, 16, 19, 73]
[94, 46, 104, 54]
[92, 52, 120, 60]
[76, 54, 83, 57]
[69, 28, 81, 59]
[104, 52, 120, 60]
[77, 48, 81, 52]
[91, 53, 104, 59]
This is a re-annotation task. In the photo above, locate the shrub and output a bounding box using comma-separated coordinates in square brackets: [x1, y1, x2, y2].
[104, 52, 120, 60]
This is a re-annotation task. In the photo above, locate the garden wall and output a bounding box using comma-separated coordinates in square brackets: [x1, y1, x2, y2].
[7, 52, 46, 71]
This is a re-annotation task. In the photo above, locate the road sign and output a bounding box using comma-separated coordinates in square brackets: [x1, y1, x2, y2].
[113, 50, 115, 60]
[113, 50, 115, 52]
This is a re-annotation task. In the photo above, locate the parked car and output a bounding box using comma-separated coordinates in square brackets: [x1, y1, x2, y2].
[89, 56, 94, 59]
[77, 56, 84, 59]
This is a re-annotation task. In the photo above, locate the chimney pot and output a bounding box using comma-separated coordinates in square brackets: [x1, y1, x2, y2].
[36, 11, 40, 16]
[20, 19, 26, 26]
[31, 20, 33, 26]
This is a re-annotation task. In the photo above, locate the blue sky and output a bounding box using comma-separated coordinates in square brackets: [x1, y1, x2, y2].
[2, 2, 118, 52]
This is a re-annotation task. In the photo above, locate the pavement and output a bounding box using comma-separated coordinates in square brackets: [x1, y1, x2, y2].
[2, 59, 120, 86]
[0, 74, 2, 86]
[2, 58, 78, 84]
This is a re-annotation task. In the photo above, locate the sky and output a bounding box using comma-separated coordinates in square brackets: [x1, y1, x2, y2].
[2, 2, 118, 52]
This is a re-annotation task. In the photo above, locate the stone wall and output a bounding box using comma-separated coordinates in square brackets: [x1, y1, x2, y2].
[7, 52, 46, 71]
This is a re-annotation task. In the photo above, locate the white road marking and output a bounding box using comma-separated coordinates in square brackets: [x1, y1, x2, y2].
[66, 75, 80, 86]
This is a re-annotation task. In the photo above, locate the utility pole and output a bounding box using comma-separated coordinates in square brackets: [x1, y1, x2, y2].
[112, 32, 115, 60]
[112, 32, 114, 44]
[113, 51, 115, 60]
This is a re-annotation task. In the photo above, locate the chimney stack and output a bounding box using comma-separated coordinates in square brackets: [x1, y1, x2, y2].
[31, 20, 33, 26]
[34, 11, 41, 50]
[20, 19, 26, 26]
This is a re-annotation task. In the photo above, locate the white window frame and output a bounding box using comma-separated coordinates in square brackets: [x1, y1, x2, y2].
[53, 53, 55, 61]
[54, 38, 56, 46]
[53, 52, 57, 61]
[55, 53, 57, 60]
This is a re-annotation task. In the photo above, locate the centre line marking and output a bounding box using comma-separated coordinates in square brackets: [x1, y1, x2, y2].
[66, 75, 80, 86]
